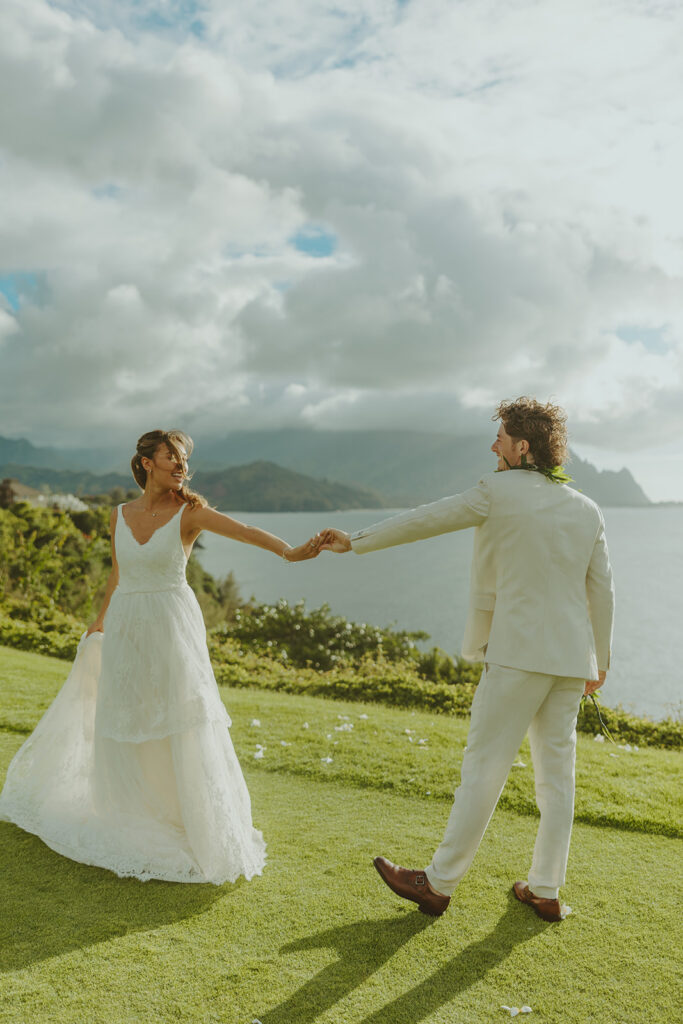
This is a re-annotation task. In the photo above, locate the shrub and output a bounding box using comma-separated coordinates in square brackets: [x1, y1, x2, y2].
[208, 636, 478, 715]
[0, 612, 82, 661]
[577, 698, 681, 750]
[208, 634, 682, 749]
[0, 503, 111, 621]
[185, 560, 242, 628]
[0, 503, 242, 629]
[218, 599, 429, 671]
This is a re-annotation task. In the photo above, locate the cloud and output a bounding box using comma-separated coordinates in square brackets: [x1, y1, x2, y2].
[0, 0, 681, 497]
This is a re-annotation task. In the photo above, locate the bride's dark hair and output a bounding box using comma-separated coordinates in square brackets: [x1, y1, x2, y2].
[131, 429, 208, 509]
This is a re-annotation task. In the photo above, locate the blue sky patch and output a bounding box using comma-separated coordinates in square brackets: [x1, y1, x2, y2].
[291, 227, 337, 258]
[92, 183, 123, 200]
[136, 0, 205, 39]
[0, 271, 42, 312]
[616, 324, 669, 354]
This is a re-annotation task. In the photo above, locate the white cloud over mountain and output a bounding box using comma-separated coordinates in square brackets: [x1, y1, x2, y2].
[0, 0, 681, 497]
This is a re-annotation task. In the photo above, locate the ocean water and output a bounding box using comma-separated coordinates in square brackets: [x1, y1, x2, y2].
[195, 507, 683, 722]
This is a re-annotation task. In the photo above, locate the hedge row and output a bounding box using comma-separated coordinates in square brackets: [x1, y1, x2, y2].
[208, 636, 682, 750]
[0, 615, 680, 751]
[0, 613, 82, 661]
[209, 637, 478, 715]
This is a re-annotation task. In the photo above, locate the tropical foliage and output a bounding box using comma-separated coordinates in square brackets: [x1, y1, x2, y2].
[0, 504, 240, 631]
[1, 503, 680, 750]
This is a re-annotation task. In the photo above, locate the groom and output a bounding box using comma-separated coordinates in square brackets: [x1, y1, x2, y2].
[319, 397, 614, 922]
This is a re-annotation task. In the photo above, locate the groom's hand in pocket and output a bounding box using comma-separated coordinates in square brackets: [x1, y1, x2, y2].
[318, 528, 352, 553]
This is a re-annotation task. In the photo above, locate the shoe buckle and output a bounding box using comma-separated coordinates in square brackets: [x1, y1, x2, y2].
[414, 873, 426, 887]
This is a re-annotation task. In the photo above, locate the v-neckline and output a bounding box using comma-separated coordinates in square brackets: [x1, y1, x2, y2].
[120, 503, 183, 547]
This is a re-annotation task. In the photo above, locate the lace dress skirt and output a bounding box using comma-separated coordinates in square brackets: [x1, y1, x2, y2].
[0, 505, 266, 884]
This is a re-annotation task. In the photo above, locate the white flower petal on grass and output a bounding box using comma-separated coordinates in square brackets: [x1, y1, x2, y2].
[405, 729, 415, 735]
[426, 790, 431, 795]
[250, 719, 261, 727]
[359, 713, 369, 719]
[417, 738, 428, 746]
[561, 904, 572, 917]
[280, 741, 291, 747]
[302, 722, 310, 729]
[521, 1007, 533, 1014]
[408, 736, 414, 743]
[321, 756, 333, 764]
[326, 733, 333, 739]
[609, 752, 619, 758]
[335, 723, 354, 732]
[512, 761, 526, 768]
[253, 750, 264, 760]
[593, 734, 605, 743]
[501, 1007, 520, 1017]
[337, 714, 351, 720]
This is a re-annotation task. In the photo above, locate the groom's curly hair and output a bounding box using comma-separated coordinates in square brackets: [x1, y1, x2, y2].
[494, 397, 569, 469]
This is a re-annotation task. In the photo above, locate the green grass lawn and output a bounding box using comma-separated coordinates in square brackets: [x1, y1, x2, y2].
[1, 646, 681, 1024]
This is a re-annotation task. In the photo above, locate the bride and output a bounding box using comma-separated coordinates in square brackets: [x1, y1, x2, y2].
[0, 429, 320, 884]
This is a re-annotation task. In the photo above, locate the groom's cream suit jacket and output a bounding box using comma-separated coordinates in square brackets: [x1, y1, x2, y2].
[350, 469, 614, 680]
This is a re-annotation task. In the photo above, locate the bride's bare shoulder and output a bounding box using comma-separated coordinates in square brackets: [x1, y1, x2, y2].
[181, 500, 212, 529]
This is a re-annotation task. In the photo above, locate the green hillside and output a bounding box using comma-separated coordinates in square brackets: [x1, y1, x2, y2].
[0, 460, 387, 511]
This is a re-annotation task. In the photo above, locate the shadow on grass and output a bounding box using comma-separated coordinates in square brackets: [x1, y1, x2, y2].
[357, 893, 546, 1024]
[259, 911, 432, 1024]
[0, 823, 225, 972]
[261, 893, 547, 1024]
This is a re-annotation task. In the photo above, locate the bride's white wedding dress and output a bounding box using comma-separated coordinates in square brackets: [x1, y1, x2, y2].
[0, 503, 266, 884]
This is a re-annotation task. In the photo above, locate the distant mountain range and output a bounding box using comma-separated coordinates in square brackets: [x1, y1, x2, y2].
[0, 458, 385, 512]
[194, 462, 385, 510]
[192, 429, 651, 507]
[0, 429, 651, 508]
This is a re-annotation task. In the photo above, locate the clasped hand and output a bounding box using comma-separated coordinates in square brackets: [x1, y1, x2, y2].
[286, 528, 352, 561]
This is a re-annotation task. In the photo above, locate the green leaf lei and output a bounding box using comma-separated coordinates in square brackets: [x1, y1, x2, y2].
[499, 454, 573, 484]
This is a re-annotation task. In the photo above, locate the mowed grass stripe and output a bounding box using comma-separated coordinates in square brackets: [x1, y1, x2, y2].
[1, 646, 680, 840]
[0, 743, 679, 1024]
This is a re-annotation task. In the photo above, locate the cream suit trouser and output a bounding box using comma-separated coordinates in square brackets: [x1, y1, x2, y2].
[425, 663, 585, 900]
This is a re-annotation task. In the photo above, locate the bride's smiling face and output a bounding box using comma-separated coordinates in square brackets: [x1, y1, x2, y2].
[148, 443, 188, 490]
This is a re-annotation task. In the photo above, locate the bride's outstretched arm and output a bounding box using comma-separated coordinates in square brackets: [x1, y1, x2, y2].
[86, 507, 120, 635]
[186, 506, 321, 562]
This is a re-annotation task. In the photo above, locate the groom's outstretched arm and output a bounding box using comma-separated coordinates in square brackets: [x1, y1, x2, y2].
[320, 479, 491, 556]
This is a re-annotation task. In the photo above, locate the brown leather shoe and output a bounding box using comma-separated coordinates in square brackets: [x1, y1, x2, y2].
[513, 880, 563, 922]
[373, 857, 450, 917]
